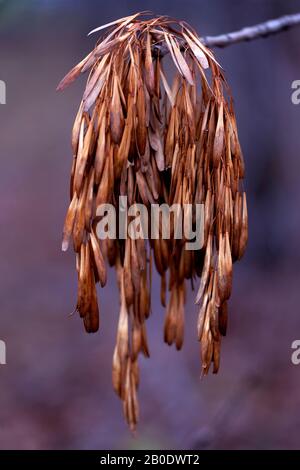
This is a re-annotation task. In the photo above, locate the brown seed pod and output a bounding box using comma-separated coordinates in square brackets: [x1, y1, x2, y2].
[59, 12, 247, 430]
[62, 192, 78, 252]
[90, 230, 107, 287]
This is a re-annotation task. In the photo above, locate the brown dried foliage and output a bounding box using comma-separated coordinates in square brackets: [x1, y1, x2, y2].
[59, 13, 248, 430]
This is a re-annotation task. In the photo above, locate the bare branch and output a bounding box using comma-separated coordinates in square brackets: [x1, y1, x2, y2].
[203, 13, 300, 47]
[155, 13, 300, 56]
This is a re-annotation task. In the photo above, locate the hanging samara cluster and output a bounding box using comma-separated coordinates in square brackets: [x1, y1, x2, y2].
[58, 12, 248, 430]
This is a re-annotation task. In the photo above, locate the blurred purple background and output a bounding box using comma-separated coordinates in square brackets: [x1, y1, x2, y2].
[0, 0, 300, 450]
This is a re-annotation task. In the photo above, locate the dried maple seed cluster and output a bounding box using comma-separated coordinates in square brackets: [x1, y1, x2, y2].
[59, 13, 248, 430]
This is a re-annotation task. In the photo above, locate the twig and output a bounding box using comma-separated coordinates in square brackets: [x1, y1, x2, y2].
[155, 13, 300, 56]
[203, 12, 300, 47]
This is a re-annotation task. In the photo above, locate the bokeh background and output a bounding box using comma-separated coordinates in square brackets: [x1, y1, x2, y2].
[0, 0, 300, 450]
